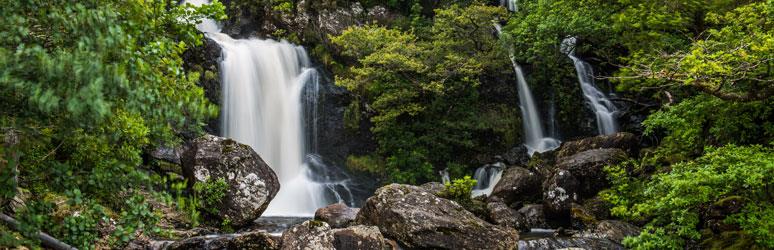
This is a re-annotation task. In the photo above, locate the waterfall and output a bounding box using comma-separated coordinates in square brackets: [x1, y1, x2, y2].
[185, 0, 347, 217]
[561, 37, 618, 135]
[495, 24, 560, 155]
[471, 162, 504, 197]
[439, 169, 451, 185]
[500, 0, 519, 12]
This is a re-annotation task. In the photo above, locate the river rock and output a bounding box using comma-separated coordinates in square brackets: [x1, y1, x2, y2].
[315, 203, 360, 228]
[357, 184, 519, 249]
[166, 231, 277, 250]
[281, 220, 335, 250]
[489, 166, 542, 206]
[503, 145, 530, 166]
[542, 169, 578, 224]
[573, 220, 641, 245]
[331, 225, 389, 250]
[556, 148, 627, 199]
[518, 237, 624, 250]
[487, 201, 528, 231]
[181, 134, 280, 227]
[518, 204, 550, 230]
[556, 132, 637, 158]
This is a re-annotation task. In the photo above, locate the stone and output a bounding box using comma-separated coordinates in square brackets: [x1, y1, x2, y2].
[315, 203, 360, 228]
[542, 169, 579, 224]
[331, 225, 389, 250]
[518, 204, 550, 230]
[181, 134, 280, 227]
[518, 237, 625, 250]
[166, 231, 277, 250]
[490, 166, 542, 205]
[503, 145, 530, 166]
[280, 220, 335, 250]
[556, 132, 637, 158]
[556, 148, 627, 199]
[487, 201, 528, 231]
[419, 182, 446, 196]
[573, 220, 641, 245]
[357, 184, 519, 249]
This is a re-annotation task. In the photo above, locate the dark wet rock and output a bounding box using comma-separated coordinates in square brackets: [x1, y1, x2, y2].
[556, 132, 637, 158]
[488, 201, 528, 231]
[165, 231, 277, 250]
[315, 203, 360, 228]
[331, 225, 389, 250]
[571, 203, 597, 230]
[280, 220, 335, 250]
[181, 134, 280, 227]
[419, 182, 446, 196]
[518, 204, 550, 230]
[490, 167, 542, 206]
[182, 37, 222, 135]
[357, 184, 519, 249]
[148, 145, 187, 166]
[574, 220, 641, 245]
[231, 231, 279, 250]
[518, 237, 624, 250]
[542, 169, 578, 223]
[702, 196, 745, 233]
[581, 196, 612, 221]
[503, 145, 530, 166]
[556, 148, 627, 199]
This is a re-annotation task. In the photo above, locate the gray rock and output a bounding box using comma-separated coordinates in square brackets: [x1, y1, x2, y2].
[490, 167, 542, 205]
[419, 182, 446, 196]
[315, 203, 360, 228]
[556, 132, 637, 158]
[556, 148, 627, 199]
[542, 169, 579, 223]
[487, 201, 528, 231]
[280, 221, 388, 250]
[573, 220, 641, 244]
[166, 231, 277, 250]
[357, 184, 519, 249]
[181, 134, 280, 227]
[148, 145, 186, 166]
[503, 145, 530, 166]
[331, 225, 389, 250]
[518, 204, 550, 229]
[518, 237, 624, 250]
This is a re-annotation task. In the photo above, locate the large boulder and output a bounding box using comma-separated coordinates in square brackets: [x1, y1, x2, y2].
[315, 203, 360, 228]
[489, 167, 542, 206]
[556, 132, 637, 158]
[357, 184, 519, 249]
[419, 182, 446, 196]
[181, 134, 280, 227]
[555, 148, 627, 198]
[280, 221, 389, 250]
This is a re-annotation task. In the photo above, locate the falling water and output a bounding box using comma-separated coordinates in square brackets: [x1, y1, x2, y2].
[495, 24, 560, 155]
[471, 162, 505, 197]
[561, 37, 618, 135]
[500, 0, 519, 12]
[439, 169, 451, 185]
[185, 0, 348, 216]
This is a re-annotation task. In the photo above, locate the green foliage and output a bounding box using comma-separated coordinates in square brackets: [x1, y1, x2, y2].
[440, 176, 477, 201]
[331, 4, 511, 183]
[0, 0, 224, 246]
[193, 177, 228, 215]
[602, 145, 774, 249]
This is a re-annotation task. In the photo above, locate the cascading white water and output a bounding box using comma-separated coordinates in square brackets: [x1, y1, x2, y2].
[495, 24, 560, 155]
[500, 0, 519, 12]
[561, 37, 618, 135]
[439, 169, 451, 185]
[471, 162, 504, 197]
[185, 0, 343, 216]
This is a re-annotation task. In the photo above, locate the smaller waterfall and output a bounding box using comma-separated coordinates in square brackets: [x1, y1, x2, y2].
[561, 37, 618, 135]
[500, 0, 519, 12]
[495, 24, 560, 155]
[439, 169, 451, 185]
[471, 162, 505, 197]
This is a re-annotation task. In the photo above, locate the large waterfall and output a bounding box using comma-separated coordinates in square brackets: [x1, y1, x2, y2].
[562, 37, 618, 135]
[495, 24, 560, 155]
[186, 0, 349, 216]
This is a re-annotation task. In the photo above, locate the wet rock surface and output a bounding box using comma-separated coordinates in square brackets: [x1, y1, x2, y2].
[181, 134, 280, 227]
[280, 221, 388, 250]
[314, 203, 359, 228]
[555, 148, 627, 198]
[556, 132, 637, 158]
[573, 220, 641, 245]
[487, 201, 528, 231]
[356, 184, 519, 249]
[518, 237, 624, 250]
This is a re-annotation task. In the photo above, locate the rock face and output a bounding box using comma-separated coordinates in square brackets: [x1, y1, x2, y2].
[489, 166, 542, 206]
[357, 184, 519, 249]
[280, 221, 389, 250]
[555, 148, 627, 198]
[315, 203, 360, 228]
[556, 132, 637, 158]
[542, 169, 579, 223]
[419, 182, 446, 196]
[181, 134, 280, 227]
